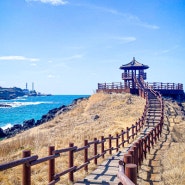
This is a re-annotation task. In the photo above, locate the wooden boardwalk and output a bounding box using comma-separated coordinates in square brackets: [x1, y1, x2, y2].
[74, 152, 122, 185]
[75, 90, 162, 185]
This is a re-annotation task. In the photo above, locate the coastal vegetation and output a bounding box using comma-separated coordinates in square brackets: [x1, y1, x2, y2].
[0, 93, 185, 184]
[0, 92, 145, 184]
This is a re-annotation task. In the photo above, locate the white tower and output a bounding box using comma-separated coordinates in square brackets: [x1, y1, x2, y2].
[32, 82, 34, 91]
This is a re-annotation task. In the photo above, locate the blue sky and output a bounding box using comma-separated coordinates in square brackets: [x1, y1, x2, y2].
[0, 0, 185, 95]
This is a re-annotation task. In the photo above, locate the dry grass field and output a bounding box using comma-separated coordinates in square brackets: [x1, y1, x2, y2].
[0, 92, 145, 185]
[161, 101, 185, 185]
[137, 99, 185, 185]
[1, 93, 185, 185]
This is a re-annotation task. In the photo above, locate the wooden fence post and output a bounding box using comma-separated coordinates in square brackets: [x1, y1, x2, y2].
[116, 134, 119, 152]
[151, 130, 154, 148]
[128, 149, 134, 163]
[127, 127, 129, 144]
[84, 140, 88, 172]
[139, 139, 144, 163]
[144, 137, 147, 159]
[154, 127, 157, 143]
[157, 124, 160, 140]
[94, 138, 98, 165]
[121, 130, 124, 147]
[123, 154, 132, 169]
[69, 143, 74, 182]
[133, 145, 138, 170]
[101, 136, 105, 158]
[141, 116, 144, 128]
[109, 134, 112, 155]
[48, 146, 55, 183]
[135, 142, 141, 168]
[148, 133, 151, 153]
[132, 125, 134, 140]
[22, 150, 31, 185]
[138, 119, 141, 132]
[125, 164, 137, 184]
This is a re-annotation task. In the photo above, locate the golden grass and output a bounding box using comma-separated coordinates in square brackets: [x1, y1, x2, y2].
[162, 143, 185, 185]
[0, 92, 145, 184]
[161, 121, 185, 185]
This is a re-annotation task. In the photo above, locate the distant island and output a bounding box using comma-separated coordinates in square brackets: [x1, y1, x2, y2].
[0, 83, 51, 100]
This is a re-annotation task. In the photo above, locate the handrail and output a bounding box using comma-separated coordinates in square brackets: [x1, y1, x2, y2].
[98, 82, 126, 89]
[0, 97, 148, 185]
[146, 82, 183, 90]
[98, 81, 183, 91]
[117, 161, 136, 185]
[0, 76, 166, 185]
[117, 76, 164, 185]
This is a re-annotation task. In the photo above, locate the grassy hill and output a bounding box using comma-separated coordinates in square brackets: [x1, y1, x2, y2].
[0, 92, 145, 184]
[0, 93, 185, 185]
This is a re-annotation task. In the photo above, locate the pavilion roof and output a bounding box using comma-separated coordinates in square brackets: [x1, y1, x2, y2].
[120, 57, 149, 70]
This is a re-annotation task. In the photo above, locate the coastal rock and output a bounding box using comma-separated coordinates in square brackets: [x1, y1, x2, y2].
[93, 115, 100, 120]
[23, 119, 35, 129]
[0, 104, 12, 107]
[0, 87, 25, 100]
[56, 105, 70, 115]
[11, 124, 22, 131]
[0, 128, 7, 138]
[3, 124, 22, 138]
[1, 96, 89, 139]
[72, 97, 85, 105]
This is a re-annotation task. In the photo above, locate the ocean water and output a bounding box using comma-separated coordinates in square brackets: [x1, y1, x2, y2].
[0, 95, 89, 129]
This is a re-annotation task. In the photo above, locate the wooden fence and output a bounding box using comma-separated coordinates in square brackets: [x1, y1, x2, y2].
[0, 96, 150, 184]
[0, 78, 165, 185]
[145, 82, 183, 90]
[97, 81, 183, 91]
[117, 79, 164, 184]
[98, 82, 126, 90]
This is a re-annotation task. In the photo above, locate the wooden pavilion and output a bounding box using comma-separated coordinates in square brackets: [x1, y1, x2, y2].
[97, 57, 184, 99]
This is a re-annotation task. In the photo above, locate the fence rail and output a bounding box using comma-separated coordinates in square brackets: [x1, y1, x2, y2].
[0, 97, 149, 185]
[117, 78, 164, 185]
[121, 72, 147, 80]
[145, 82, 183, 90]
[97, 81, 183, 91]
[0, 77, 166, 185]
[98, 82, 126, 90]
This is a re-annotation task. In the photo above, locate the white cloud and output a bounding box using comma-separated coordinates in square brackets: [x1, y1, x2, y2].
[60, 54, 84, 61]
[30, 63, 37, 66]
[123, 13, 159, 30]
[113, 36, 136, 43]
[0, 55, 40, 62]
[161, 45, 179, 54]
[48, 74, 55, 78]
[154, 45, 179, 55]
[86, 5, 159, 30]
[26, 0, 68, 6]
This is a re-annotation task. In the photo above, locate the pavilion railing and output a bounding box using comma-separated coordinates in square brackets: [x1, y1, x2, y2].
[98, 82, 126, 90]
[122, 72, 147, 80]
[98, 81, 183, 91]
[145, 82, 183, 90]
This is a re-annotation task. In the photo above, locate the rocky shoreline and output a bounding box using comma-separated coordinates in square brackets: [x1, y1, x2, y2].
[0, 97, 87, 139]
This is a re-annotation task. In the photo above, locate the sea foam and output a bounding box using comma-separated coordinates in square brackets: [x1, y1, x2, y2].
[1, 123, 13, 130]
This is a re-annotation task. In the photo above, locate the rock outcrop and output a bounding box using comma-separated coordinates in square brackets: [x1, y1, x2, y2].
[0, 87, 25, 100]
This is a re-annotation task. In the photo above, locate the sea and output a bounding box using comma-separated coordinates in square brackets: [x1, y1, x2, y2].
[0, 95, 89, 130]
